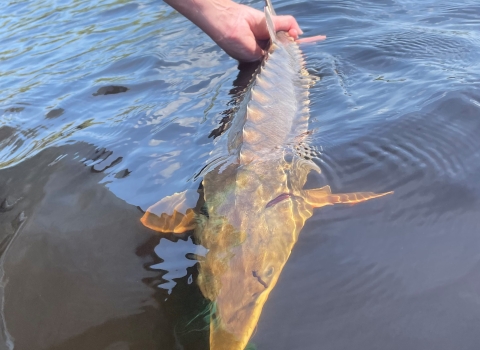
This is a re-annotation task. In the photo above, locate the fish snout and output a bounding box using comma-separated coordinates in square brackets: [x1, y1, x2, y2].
[210, 322, 248, 350]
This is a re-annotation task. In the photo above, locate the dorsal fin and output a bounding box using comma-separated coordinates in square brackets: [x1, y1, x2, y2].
[264, 0, 277, 43]
[265, 0, 277, 15]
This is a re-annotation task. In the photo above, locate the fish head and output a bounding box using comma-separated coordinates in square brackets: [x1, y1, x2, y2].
[197, 176, 307, 350]
[199, 240, 290, 349]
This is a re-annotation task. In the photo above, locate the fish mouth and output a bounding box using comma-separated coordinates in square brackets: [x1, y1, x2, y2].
[210, 287, 270, 350]
[209, 322, 247, 350]
[226, 299, 257, 326]
[210, 301, 259, 350]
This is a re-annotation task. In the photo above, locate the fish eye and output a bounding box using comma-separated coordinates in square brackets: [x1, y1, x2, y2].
[264, 266, 274, 278]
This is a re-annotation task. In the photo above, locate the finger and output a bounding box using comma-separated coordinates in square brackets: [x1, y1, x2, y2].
[230, 37, 264, 62]
[242, 34, 265, 61]
[249, 43, 265, 62]
[288, 28, 298, 39]
[296, 35, 327, 44]
[273, 15, 303, 36]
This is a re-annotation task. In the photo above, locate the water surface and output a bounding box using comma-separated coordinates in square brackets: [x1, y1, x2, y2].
[1, 0, 480, 349]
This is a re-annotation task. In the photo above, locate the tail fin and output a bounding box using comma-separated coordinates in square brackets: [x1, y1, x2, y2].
[264, 0, 277, 43]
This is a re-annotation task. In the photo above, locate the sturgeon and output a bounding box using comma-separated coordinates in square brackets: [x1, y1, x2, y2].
[141, 1, 392, 348]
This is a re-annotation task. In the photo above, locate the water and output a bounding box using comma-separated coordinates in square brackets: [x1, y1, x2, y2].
[1, 0, 480, 349]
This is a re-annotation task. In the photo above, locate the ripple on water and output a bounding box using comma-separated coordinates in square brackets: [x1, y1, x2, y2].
[418, 2, 480, 24]
[318, 262, 404, 309]
[92, 85, 128, 96]
[343, 29, 477, 76]
[0, 126, 16, 146]
[318, 90, 480, 225]
[375, 28, 476, 62]
[45, 108, 64, 119]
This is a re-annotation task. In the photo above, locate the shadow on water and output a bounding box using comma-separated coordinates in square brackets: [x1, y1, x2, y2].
[0, 143, 216, 350]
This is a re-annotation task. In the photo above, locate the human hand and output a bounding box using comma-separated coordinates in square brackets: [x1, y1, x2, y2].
[212, 2, 303, 61]
[165, 0, 324, 62]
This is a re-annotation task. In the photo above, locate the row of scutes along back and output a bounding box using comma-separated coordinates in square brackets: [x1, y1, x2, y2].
[238, 56, 312, 163]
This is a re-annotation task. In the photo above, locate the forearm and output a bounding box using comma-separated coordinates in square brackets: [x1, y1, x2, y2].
[164, 0, 239, 43]
[163, 0, 305, 62]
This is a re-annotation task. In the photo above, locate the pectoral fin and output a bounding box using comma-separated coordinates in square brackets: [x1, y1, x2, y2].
[141, 189, 199, 233]
[303, 186, 393, 208]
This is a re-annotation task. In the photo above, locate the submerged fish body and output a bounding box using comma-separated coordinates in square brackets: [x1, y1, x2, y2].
[197, 158, 316, 349]
[141, 1, 392, 349]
